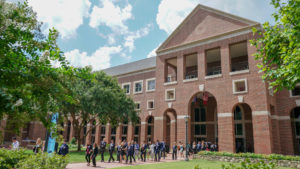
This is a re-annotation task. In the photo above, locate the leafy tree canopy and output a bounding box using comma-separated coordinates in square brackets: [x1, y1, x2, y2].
[251, 0, 300, 91]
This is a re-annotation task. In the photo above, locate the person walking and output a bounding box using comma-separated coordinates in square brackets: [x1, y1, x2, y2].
[126, 141, 136, 164]
[140, 140, 147, 162]
[154, 140, 161, 162]
[134, 141, 140, 160]
[172, 142, 177, 160]
[58, 140, 69, 156]
[192, 141, 197, 154]
[121, 140, 128, 163]
[161, 140, 166, 159]
[179, 142, 184, 158]
[91, 143, 99, 167]
[149, 141, 155, 161]
[196, 141, 201, 153]
[11, 137, 19, 150]
[100, 138, 107, 162]
[33, 138, 42, 154]
[116, 141, 122, 162]
[85, 144, 93, 166]
[108, 140, 115, 163]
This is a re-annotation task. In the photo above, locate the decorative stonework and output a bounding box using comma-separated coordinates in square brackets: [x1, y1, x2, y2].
[168, 102, 172, 108]
[199, 84, 204, 92]
[238, 96, 243, 103]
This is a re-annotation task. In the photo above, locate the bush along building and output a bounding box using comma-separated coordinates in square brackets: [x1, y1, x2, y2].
[1, 4, 300, 155]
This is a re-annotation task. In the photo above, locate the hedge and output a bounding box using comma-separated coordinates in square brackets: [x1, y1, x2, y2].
[198, 151, 300, 161]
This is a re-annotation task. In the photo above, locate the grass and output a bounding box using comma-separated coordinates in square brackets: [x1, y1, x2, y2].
[113, 159, 296, 169]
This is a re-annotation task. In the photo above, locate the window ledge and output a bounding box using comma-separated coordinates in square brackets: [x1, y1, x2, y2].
[164, 81, 178, 86]
[230, 69, 250, 76]
[165, 99, 175, 102]
[146, 90, 155, 93]
[233, 91, 248, 95]
[183, 78, 198, 83]
[205, 74, 222, 80]
[133, 91, 143, 95]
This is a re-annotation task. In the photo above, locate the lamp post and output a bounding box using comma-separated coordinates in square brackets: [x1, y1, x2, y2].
[184, 115, 189, 161]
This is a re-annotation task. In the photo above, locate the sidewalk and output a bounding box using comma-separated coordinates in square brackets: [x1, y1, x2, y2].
[66, 154, 187, 169]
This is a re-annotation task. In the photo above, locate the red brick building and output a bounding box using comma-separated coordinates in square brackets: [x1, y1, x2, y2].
[1, 4, 300, 155]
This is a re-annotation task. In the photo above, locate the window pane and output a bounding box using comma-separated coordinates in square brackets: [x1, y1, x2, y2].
[200, 108, 206, 122]
[101, 127, 106, 135]
[135, 83, 142, 92]
[147, 126, 152, 135]
[296, 122, 300, 136]
[135, 126, 139, 135]
[292, 86, 300, 96]
[200, 124, 206, 135]
[147, 80, 155, 90]
[194, 108, 200, 122]
[234, 106, 242, 120]
[122, 126, 128, 135]
[195, 125, 200, 135]
[235, 124, 243, 136]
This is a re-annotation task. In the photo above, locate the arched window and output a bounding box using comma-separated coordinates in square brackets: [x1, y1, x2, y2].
[291, 107, 300, 154]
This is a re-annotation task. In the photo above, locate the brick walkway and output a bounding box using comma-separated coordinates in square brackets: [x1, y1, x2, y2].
[66, 154, 187, 169]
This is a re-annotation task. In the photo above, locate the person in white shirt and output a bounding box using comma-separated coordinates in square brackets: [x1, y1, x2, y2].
[12, 137, 19, 150]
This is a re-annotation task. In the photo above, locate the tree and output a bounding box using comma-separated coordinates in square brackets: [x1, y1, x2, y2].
[0, 0, 69, 137]
[251, 0, 300, 91]
[59, 67, 137, 151]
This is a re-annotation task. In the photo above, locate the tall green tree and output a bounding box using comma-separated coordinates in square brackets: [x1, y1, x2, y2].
[251, 0, 300, 91]
[60, 67, 137, 151]
[0, 0, 69, 137]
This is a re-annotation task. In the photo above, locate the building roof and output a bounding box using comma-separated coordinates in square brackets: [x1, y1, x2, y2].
[102, 57, 156, 76]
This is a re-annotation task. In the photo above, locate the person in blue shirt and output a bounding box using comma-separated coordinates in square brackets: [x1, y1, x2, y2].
[58, 141, 69, 156]
[140, 140, 147, 162]
[161, 140, 166, 159]
[126, 140, 136, 164]
[108, 139, 115, 163]
[196, 141, 201, 152]
[154, 140, 161, 162]
[172, 142, 177, 160]
[116, 141, 122, 162]
[134, 141, 140, 160]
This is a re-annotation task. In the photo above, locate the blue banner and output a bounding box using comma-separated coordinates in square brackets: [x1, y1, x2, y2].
[47, 113, 59, 154]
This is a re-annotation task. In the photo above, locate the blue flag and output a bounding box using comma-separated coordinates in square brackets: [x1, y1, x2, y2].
[47, 113, 59, 154]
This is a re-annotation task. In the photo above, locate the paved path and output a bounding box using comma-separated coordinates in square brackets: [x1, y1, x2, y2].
[66, 154, 187, 169]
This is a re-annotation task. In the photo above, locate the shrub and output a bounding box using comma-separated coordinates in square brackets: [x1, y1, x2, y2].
[70, 137, 76, 145]
[17, 153, 69, 169]
[221, 159, 276, 169]
[0, 149, 28, 169]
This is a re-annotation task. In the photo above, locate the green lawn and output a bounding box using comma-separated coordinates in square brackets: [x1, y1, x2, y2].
[68, 150, 118, 163]
[114, 159, 296, 169]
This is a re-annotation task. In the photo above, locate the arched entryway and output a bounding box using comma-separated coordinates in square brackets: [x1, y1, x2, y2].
[291, 107, 300, 155]
[233, 103, 254, 153]
[146, 116, 154, 142]
[189, 92, 218, 144]
[163, 109, 177, 148]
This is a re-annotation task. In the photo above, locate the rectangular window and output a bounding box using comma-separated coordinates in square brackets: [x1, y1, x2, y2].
[134, 126, 139, 135]
[165, 58, 177, 83]
[122, 83, 130, 94]
[195, 108, 200, 122]
[111, 127, 116, 135]
[147, 126, 152, 135]
[135, 102, 140, 110]
[146, 78, 156, 91]
[235, 124, 243, 136]
[147, 100, 154, 109]
[122, 126, 128, 135]
[291, 85, 300, 97]
[296, 122, 300, 136]
[134, 80, 143, 94]
[195, 124, 206, 135]
[230, 41, 249, 72]
[206, 48, 221, 76]
[200, 108, 206, 122]
[165, 89, 175, 101]
[233, 79, 248, 94]
[184, 53, 198, 79]
[101, 126, 106, 135]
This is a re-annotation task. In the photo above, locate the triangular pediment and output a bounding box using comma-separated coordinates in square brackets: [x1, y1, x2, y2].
[157, 4, 259, 53]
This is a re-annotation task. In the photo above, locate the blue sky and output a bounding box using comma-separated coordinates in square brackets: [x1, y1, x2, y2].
[9, 0, 276, 70]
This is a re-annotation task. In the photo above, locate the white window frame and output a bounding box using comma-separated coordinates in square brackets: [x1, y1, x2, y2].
[146, 78, 156, 92]
[133, 80, 143, 94]
[232, 78, 248, 94]
[147, 100, 154, 110]
[290, 83, 300, 98]
[165, 88, 176, 101]
[135, 101, 141, 110]
[122, 82, 131, 95]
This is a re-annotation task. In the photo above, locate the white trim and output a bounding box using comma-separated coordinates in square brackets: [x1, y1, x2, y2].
[121, 82, 131, 95]
[133, 80, 143, 94]
[171, 120, 176, 123]
[147, 100, 154, 110]
[115, 68, 155, 79]
[135, 101, 141, 110]
[164, 81, 178, 86]
[289, 84, 300, 98]
[229, 69, 250, 76]
[232, 78, 248, 94]
[205, 74, 222, 80]
[146, 78, 156, 92]
[165, 88, 176, 101]
[141, 122, 147, 125]
[154, 116, 164, 120]
[218, 113, 232, 117]
[183, 78, 198, 83]
[296, 100, 300, 107]
[177, 115, 190, 119]
[252, 111, 270, 116]
[271, 115, 290, 120]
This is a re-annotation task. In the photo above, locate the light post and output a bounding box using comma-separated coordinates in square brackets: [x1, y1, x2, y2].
[184, 115, 189, 161]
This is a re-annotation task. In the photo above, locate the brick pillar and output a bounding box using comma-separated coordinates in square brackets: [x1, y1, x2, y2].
[198, 51, 205, 80]
[218, 112, 235, 152]
[95, 120, 101, 145]
[170, 119, 176, 148]
[154, 116, 164, 141]
[105, 123, 111, 143]
[220, 44, 230, 78]
[85, 123, 92, 145]
[279, 118, 294, 155]
[177, 116, 191, 145]
[127, 122, 134, 142]
[252, 111, 273, 154]
[116, 123, 122, 144]
[140, 122, 147, 143]
[177, 55, 184, 82]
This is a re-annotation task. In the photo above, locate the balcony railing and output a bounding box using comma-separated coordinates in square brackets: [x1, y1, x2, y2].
[166, 75, 177, 82]
[207, 66, 221, 76]
[231, 61, 249, 72]
[185, 70, 198, 79]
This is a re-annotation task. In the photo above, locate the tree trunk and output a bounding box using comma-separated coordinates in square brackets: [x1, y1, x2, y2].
[77, 137, 81, 151]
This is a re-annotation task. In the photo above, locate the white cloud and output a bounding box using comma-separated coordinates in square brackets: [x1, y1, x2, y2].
[64, 46, 122, 71]
[89, 0, 132, 34]
[27, 0, 91, 39]
[124, 24, 152, 52]
[147, 43, 161, 58]
[156, 0, 198, 34]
